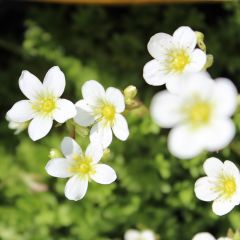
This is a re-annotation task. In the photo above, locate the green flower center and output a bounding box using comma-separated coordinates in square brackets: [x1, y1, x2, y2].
[101, 104, 116, 122]
[69, 155, 95, 176]
[32, 96, 57, 115]
[168, 49, 190, 73]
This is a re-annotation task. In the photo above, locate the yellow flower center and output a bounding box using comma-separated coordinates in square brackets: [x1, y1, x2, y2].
[32, 95, 57, 115]
[216, 175, 237, 199]
[101, 104, 116, 122]
[187, 101, 212, 127]
[69, 155, 96, 176]
[168, 49, 190, 73]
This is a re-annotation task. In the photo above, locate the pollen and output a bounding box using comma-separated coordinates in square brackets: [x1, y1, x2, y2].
[187, 101, 212, 127]
[69, 155, 96, 176]
[32, 95, 57, 115]
[167, 49, 190, 73]
[101, 104, 116, 122]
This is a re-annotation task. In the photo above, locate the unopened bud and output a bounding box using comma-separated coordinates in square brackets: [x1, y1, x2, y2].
[49, 148, 62, 159]
[204, 54, 214, 69]
[124, 85, 138, 106]
[195, 31, 206, 52]
[75, 125, 89, 137]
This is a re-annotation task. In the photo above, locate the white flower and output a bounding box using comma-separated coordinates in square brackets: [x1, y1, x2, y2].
[6, 115, 28, 135]
[195, 157, 240, 216]
[45, 137, 117, 201]
[74, 80, 129, 148]
[192, 232, 231, 240]
[6, 66, 76, 141]
[124, 229, 155, 240]
[143, 26, 207, 93]
[150, 72, 237, 159]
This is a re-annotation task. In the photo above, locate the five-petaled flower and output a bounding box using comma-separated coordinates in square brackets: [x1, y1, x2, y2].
[45, 137, 117, 201]
[150, 72, 237, 159]
[124, 229, 156, 240]
[194, 157, 240, 216]
[6, 66, 76, 141]
[74, 80, 129, 148]
[143, 26, 206, 93]
[192, 232, 231, 240]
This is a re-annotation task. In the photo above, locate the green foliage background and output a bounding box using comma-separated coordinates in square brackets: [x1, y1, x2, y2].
[1, 2, 240, 240]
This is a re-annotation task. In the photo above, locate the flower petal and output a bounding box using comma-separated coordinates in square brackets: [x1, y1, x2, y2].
[53, 99, 76, 123]
[204, 119, 235, 152]
[173, 26, 196, 51]
[74, 100, 95, 127]
[186, 49, 206, 72]
[6, 100, 34, 122]
[147, 33, 173, 60]
[192, 233, 216, 240]
[91, 164, 117, 184]
[150, 91, 183, 128]
[82, 80, 105, 106]
[212, 78, 237, 117]
[141, 230, 155, 240]
[90, 123, 113, 148]
[168, 125, 205, 159]
[61, 137, 82, 159]
[203, 157, 223, 178]
[124, 230, 140, 240]
[106, 87, 125, 113]
[194, 176, 219, 202]
[112, 114, 129, 141]
[19, 70, 43, 100]
[212, 197, 235, 216]
[43, 66, 66, 97]
[45, 158, 73, 178]
[28, 116, 53, 141]
[223, 160, 240, 178]
[64, 175, 88, 201]
[143, 60, 167, 86]
[85, 142, 103, 164]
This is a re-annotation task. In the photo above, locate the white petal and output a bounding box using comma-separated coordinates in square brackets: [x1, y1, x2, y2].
[6, 100, 34, 122]
[106, 87, 125, 113]
[165, 75, 185, 94]
[173, 26, 196, 51]
[186, 49, 206, 72]
[19, 70, 43, 100]
[143, 60, 167, 86]
[192, 233, 216, 240]
[90, 123, 113, 148]
[194, 177, 219, 202]
[112, 114, 129, 141]
[203, 157, 223, 178]
[28, 116, 53, 141]
[141, 230, 155, 240]
[43, 66, 65, 97]
[61, 137, 82, 158]
[223, 160, 240, 178]
[82, 80, 105, 106]
[64, 175, 88, 201]
[53, 99, 76, 123]
[150, 91, 183, 128]
[85, 142, 103, 164]
[91, 164, 117, 184]
[147, 33, 173, 60]
[45, 158, 73, 178]
[180, 72, 214, 100]
[212, 78, 237, 117]
[204, 119, 235, 152]
[212, 197, 235, 216]
[124, 230, 140, 240]
[74, 100, 95, 127]
[168, 125, 205, 159]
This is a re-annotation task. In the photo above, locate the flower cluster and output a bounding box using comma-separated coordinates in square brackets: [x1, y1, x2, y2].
[6, 66, 132, 200]
[6, 26, 240, 238]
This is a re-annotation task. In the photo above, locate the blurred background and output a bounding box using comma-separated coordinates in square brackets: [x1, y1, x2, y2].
[1, 1, 240, 239]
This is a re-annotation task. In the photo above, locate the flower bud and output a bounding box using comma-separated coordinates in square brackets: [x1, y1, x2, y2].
[204, 54, 214, 69]
[195, 31, 206, 52]
[49, 148, 63, 159]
